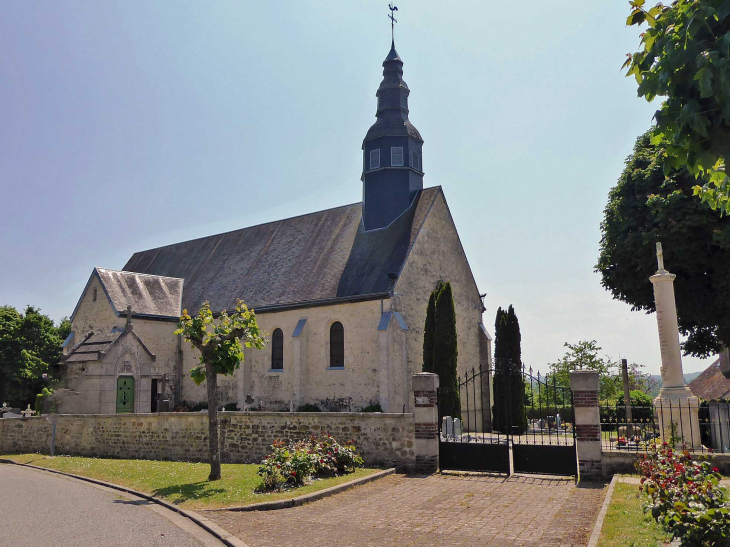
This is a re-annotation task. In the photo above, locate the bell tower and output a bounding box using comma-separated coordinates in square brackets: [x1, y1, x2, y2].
[361, 40, 424, 231]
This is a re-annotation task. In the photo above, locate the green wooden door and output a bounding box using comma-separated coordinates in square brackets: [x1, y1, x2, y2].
[116, 376, 134, 413]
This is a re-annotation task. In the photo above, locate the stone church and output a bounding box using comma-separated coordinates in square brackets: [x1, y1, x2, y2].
[54, 40, 492, 415]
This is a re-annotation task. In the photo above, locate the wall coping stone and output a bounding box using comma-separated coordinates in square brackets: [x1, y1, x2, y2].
[40, 412, 415, 419]
[570, 370, 600, 392]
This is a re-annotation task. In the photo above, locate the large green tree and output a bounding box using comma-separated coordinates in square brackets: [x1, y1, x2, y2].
[431, 282, 460, 421]
[625, 0, 730, 214]
[0, 306, 65, 408]
[492, 305, 527, 434]
[597, 131, 730, 357]
[547, 340, 620, 403]
[176, 300, 266, 480]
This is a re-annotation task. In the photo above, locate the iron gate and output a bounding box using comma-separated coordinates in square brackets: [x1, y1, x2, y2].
[438, 365, 577, 476]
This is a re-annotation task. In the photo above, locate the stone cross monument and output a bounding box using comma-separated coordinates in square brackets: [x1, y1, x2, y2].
[650, 242, 701, 447]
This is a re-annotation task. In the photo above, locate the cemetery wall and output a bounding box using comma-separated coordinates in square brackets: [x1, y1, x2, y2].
[0, 411, 416, 469]
[0, 417, 52, 454]
[601, 451, 730, 478]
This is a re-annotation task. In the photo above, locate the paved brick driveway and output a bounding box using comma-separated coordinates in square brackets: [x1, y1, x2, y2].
[207, 473, 607, 547]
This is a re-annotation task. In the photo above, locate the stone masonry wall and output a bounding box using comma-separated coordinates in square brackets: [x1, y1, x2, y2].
[0, 412, 416, 470]
[0, 418, 52, 455]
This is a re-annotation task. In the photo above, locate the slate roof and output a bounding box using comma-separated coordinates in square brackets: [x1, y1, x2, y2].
[64, 332, 122, 362]
[71, 268, 184, 321]
[122, 187, 441, 314]
[689, 357, 730, 400]
[63, 331, 156, 363]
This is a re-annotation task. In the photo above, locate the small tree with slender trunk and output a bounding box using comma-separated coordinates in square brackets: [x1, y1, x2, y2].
[175, 300, 266, 481]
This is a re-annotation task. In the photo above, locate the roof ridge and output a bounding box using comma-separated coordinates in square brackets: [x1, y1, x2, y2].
[95, 267, 184, 282]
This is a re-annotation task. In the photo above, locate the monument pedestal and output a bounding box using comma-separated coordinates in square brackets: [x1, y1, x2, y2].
[654, 386, 702, 449]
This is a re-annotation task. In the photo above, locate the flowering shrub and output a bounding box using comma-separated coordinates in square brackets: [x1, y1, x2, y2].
[636, 444, 729, 547]
[257, 434, 364, 491]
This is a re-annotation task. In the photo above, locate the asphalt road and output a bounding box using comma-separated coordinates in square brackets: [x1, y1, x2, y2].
[0, 464, 225, 547]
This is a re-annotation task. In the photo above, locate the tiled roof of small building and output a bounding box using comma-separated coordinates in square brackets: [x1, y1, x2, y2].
[64, 332, 122, 362]
[689, 357, 730, 400]
[121, 187, 441, 314]
[63, 330, 156, 363]
[71, 268, 184, 321]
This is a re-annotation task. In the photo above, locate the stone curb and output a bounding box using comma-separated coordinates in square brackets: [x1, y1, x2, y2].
[202, 467, 396, 512]
[0, 459, 248, 547]
[586, 474, 619, 547]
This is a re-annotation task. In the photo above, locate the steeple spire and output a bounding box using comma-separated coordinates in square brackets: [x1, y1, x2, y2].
[388, 3, 398, 41]
[360, 32, 424, 231]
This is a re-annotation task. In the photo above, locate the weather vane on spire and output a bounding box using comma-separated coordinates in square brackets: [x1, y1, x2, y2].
[388, 3, 398, 41]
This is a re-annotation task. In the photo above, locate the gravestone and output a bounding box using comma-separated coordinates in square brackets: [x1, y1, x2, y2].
[453, 418, 463, 439]
[442, 416, 454, 438]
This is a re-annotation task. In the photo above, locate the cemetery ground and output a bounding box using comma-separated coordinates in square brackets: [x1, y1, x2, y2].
[0, 453, 380, 509]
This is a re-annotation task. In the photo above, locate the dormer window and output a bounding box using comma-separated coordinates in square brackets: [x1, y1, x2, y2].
[391, 147, 404, 166]
[411, 150, 420, 170]
[370, 149, 380, 170]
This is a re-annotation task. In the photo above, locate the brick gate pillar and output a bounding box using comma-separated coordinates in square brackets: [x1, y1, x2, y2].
[412, 373, 439, 474]
[570, 370, 603, 481]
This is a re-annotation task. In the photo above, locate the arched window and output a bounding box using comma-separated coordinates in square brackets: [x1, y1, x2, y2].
[329, 322, 344, 368]
[271, 328, 283, 370]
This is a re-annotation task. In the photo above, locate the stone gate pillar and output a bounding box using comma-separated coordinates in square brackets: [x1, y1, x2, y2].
[570, 370, 602, 481]
[412, 373, 439, 474]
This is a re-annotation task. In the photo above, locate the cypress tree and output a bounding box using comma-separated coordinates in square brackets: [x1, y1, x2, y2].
[432, 282, 460, 421]
[492, 305, 527, 434]
[422, 289, 437, 373]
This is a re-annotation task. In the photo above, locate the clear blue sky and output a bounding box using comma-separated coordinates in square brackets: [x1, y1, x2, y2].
[0, 1, 711, 375]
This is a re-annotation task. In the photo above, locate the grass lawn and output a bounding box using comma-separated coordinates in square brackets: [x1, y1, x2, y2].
[597, 481, 672, 547]
[1, 453, 380, 510]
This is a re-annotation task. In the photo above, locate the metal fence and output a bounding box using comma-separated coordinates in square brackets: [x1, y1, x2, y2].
[600, 399, 730, 454]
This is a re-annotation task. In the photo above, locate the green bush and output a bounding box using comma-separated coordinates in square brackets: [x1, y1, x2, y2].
[257, 434, 364, 491]
[296, 403, 321, 412]
[223, 402, 238, 411]
[34, 387, 53, 415]
[637, 446, 729, 546]
[361, 403, 382, 413]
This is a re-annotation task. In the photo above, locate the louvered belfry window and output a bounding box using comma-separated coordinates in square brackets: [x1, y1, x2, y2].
[411, 150, 420, 170]
[391, 147, 404, 166]
[370, 149, 380, 170]
[271, 328, 283, 370]
[330, 322, 344, 368]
